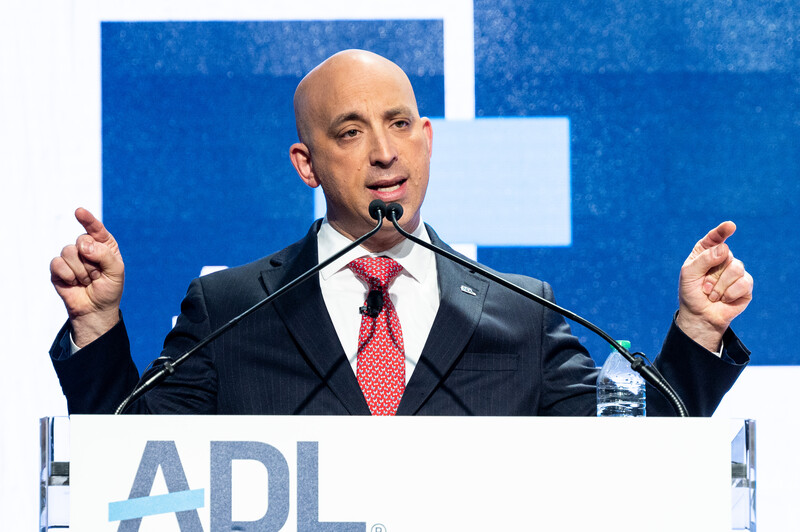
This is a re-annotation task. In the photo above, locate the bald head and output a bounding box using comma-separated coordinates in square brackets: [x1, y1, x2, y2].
[288, 49, 433, 251]
[293, 50, 420, 147]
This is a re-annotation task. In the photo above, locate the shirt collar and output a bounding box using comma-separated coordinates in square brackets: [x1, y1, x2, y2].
[317, 217, 435, 284]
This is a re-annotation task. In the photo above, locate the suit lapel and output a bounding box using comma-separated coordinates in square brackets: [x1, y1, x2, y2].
[397, 228, 488, 415]
[260, 223, 370, 415]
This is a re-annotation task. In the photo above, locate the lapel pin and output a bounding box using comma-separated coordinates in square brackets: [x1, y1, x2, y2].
[460, 285, 477, 296]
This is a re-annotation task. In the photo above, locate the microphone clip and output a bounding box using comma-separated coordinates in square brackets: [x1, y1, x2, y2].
[359, 289, 384, 318]
[359, 305, 379, 318]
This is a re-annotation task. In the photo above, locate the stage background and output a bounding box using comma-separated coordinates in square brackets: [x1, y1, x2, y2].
[2, 0, 797, 529]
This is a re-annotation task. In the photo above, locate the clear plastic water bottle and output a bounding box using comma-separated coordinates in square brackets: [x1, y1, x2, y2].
[596, 340, 646, 417]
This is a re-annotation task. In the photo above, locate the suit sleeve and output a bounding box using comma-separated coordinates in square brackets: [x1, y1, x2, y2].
[648, 319, 749, 416]
[535, 282, 749, 417]
[537, 282, 601, 416]
[49, 277, 219, 414]
[50, 317, 140, 414]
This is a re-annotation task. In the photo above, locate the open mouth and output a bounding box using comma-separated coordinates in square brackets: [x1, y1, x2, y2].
[368, 178, 407, 193]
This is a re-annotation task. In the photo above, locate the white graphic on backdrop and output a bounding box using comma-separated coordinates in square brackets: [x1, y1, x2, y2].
[314, 118, 572, 247]
[173, 266, 229, 328]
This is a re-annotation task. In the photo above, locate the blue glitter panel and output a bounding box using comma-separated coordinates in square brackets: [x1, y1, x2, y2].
[474, 0, 798, 363]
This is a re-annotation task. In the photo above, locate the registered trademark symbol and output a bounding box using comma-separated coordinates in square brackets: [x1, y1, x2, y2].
[371, 524, 387, 532]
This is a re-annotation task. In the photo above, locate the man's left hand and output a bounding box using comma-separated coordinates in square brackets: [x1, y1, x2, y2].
[676, 221, 753, 353]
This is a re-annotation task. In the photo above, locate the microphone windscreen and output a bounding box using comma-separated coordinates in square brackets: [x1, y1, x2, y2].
[368, 200, 387, 220]
[387, 202, 404, 221]
[366, 289, 384, 316]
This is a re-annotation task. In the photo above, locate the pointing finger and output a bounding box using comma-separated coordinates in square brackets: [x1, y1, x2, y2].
[75, 208, 115, 245]
[690, 221, 737, 258]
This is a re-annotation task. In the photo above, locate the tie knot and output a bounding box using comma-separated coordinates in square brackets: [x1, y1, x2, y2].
[347, 256, 403, 289]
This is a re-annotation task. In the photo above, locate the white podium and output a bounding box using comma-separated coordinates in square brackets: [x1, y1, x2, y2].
[40, 416, 755, 531]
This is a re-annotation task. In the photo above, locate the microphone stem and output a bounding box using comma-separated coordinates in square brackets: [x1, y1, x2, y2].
[115, 213, 386, 415]
[389, 214, 689, 417]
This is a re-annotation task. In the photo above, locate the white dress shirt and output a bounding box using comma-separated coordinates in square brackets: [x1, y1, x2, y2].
[317, 218, 440, 384]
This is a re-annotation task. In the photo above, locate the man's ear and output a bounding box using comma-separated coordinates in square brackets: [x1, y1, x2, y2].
[289, 142, 320, 188]
[421, 117, 433, 158]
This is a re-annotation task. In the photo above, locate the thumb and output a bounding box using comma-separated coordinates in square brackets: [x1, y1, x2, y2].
[79, 237, 124, 277]
[682, 242, 730, 282]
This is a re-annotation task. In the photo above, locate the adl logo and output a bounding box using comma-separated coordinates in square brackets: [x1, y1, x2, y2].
[108, 440, 366, 531]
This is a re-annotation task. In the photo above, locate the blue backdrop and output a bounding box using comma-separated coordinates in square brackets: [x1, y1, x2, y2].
[102, 2, 797, 370]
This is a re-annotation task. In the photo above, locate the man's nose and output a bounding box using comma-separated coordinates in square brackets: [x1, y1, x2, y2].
[369, 131, 398, 167]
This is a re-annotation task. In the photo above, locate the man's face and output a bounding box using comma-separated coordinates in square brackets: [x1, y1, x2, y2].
[291, 53, 433, 245]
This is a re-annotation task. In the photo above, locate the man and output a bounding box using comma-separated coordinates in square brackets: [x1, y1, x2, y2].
[49, 50, 753, 416]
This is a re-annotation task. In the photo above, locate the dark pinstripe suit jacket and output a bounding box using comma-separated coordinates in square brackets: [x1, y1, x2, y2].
[51, 222, 749, 416]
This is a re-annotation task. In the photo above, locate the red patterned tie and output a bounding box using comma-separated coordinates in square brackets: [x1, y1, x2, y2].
[347, 256, 405, 416]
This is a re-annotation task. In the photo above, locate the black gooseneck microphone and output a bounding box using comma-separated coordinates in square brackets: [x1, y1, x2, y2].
[384, 202, 689, 417]
[115, 200, 390, 414]
[357, 203, 391, 318]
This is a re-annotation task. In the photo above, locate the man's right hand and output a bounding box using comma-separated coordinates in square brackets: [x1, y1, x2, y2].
[50, 208, 125, 348]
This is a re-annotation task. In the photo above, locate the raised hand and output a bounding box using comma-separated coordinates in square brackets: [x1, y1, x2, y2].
[676, 221, 753, 352]
[50, 208, 125, 347]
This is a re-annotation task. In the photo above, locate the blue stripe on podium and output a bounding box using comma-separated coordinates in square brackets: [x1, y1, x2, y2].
[108, 488, 205, 521]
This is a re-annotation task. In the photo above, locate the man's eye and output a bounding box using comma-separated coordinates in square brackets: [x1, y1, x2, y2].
[394, 120, 409, 128]
[342, 129, 359, 138]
